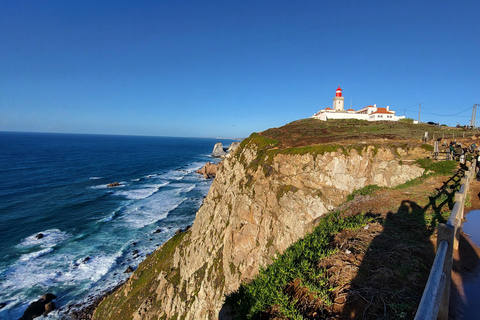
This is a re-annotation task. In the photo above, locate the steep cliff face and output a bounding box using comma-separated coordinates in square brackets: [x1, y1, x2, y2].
[93, 141, 428, 320]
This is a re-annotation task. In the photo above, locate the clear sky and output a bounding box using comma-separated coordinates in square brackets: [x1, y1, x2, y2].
[1, 1, 479, 138]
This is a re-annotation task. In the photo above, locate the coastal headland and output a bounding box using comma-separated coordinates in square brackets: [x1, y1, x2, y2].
[91, 119, 480, 319]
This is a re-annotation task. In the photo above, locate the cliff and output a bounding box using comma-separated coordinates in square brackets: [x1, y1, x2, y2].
[93, 125, 431, 320]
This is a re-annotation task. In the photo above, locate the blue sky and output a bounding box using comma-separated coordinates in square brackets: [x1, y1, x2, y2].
[1, 1, 479, 138]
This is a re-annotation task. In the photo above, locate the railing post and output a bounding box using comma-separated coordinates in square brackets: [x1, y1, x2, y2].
[437, 223, 455, 320]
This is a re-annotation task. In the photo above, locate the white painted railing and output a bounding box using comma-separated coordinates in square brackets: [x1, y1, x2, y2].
[415, 159, 476, 320]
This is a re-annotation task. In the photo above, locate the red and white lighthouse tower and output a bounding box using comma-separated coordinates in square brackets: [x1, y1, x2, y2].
[333, 86, 345, 111]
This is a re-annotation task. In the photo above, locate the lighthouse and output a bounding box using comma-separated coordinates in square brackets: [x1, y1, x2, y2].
[333, 86, 345, 111]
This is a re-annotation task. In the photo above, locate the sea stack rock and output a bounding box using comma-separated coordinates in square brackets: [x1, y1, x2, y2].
[20, 293, 56, 320]
[227, 142, 241, 153]
[195, 162, 218, 179]
[211, 142, 227, 157]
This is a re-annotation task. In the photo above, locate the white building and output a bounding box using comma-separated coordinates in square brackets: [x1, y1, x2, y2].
[312, 86, 405, 122]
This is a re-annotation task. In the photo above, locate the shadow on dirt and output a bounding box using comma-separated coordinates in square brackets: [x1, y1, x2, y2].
[339, 168, 473, 319]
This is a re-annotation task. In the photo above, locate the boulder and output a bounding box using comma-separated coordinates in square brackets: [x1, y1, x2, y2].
[35, 233, 44, 240]
[211, 142, 227, 157]
[124, 266, 134, 273]
[107, 182, 121, 188]
[195, 162, 218, 179]
[20, 293, 56, 320]
[43, 302, 55, 316]
[227, 142, 241, 153]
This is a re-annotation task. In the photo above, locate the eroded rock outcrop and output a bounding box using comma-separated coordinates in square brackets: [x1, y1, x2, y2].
[20, 293, 56, 320]
[93, 141, 428, 320]
[196, 162, 218, 179]
[211, 143, 227, 157]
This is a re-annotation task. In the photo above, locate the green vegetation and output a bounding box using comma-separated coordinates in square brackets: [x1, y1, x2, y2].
[391, 159, 458, 191]
[346, 184, 382, 201]
[225, 211, 372, 319]
[414, 159, 457, 175]
[276, 185, 299, 201]
[226, 159, 465, 319]
[400, 118, 415, 123]
[260, 118, 469, 149]
[420, 144, 434, 152]
[93, 231, 189, 320]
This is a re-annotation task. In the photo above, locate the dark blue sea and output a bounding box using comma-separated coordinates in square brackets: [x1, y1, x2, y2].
[0, 132, 235, 319]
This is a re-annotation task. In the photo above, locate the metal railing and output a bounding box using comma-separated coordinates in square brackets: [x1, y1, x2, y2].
[415, 159, 476, 320]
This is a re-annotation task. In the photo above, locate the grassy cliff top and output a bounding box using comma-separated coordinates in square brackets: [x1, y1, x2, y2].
[259, 119, 470, 148]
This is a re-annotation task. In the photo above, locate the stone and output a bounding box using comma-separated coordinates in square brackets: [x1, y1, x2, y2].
[175, 229, 183, 235]
[227, 142, 241, 153]
[35, 233, 44, 239]
[196, 162, 218, 179]
[124, 266, 134, 273]
[0, 302, 6, 309]
[153, 228, 162, 234]
[107, 182, 121, 188]
[211, 142, 227, 157]
[20, 293, 56, 320]
[93, 144, 430, 320]
[43, 301, 56, 316]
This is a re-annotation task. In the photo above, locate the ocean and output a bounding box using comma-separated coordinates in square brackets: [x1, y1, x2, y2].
[0, 132, 236, 319]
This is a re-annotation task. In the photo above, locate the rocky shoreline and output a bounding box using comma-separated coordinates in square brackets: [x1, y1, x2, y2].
[69, 281, 127, 320]
[61, 142, 239, 319]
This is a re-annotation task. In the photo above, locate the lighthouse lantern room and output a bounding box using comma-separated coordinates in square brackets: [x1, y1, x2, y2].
[333, 86, 345, 111]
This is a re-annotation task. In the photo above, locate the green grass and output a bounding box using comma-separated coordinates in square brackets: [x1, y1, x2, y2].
[393, 160, 458, 190]
[224, 211, 372, 319]
[260, 118, 473, 149]
[346, 184, 382, 201]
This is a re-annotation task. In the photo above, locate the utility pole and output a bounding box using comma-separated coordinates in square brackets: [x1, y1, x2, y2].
[418, 102, 421, 123]
[471, 104, 478, 128]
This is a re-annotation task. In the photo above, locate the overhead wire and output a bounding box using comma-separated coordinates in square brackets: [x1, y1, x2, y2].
[419, 104, 473, 117]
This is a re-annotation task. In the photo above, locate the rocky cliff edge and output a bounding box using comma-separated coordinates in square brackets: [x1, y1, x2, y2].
[93, 134, 430, 320]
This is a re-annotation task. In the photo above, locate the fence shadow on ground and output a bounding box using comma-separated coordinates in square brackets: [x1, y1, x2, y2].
[339, 171, 464, 319]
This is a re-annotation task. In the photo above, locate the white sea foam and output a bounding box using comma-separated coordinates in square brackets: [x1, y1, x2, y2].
[18, 248, 54, 262]
[121, 189, 186, 228]
[18, 229, 71, 249]
[89, 184, 108, 189]
[89, 177, 102, 180]
[180, 184, 196, 193]
[61, 251, 123, 284]
[113, 182, 168, 200]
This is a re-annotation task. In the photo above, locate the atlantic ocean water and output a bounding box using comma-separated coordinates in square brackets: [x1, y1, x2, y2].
[0, 132, 236, 319]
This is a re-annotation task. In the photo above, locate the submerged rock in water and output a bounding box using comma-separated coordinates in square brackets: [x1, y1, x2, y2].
[106, 182, 121, 188]
[0, 302, 6, 309]
[20, 293, 56, 320]
[35, 233, 44, 240]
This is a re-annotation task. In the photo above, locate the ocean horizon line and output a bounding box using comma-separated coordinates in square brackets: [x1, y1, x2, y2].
[0, 130, 244, 141]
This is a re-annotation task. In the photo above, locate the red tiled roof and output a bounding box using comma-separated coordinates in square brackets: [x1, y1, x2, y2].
[371, 107, 394, 114]
[324, 107, 333, 110]
[347, 108, 355, 111]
